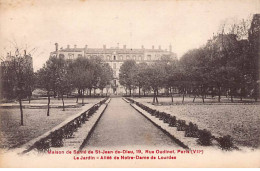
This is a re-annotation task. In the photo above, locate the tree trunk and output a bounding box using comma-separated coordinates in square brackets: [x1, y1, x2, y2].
[218, 86, 221, 102]
[153, 90, 156, 103]
[193, 94, 196, 103]
[129, 89, 132, 96]
[254, 84, 258, 102]
[230, 88, 233, 102]
[182, 87, 185, 103]
[89, 89, 92, 97]
[202, 87, 205, 103]
[156, 89, 159, 103]
[47, 92, 50, 116]
[28, 95, 31, 104]
[170, 88, 173, 103]
[61, 94, 65, 111]
[143, 90, 145, 97]
[76, 89, 80, 103]
[19, 98, 24, 126]
[139, 86, 141, 97]
[82, 89, 85, 106]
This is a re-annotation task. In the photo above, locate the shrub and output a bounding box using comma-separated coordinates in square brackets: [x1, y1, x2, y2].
[185, 122, 199, 138]
[177, 120, 186, 131]
[169, 116, 177, 127]
[163, 114, 171, 123]
[197, 129, 212, 146]
[217, 135, 233, 150]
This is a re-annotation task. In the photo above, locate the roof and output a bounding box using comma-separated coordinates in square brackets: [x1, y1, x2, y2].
[55, 47, 169, 54]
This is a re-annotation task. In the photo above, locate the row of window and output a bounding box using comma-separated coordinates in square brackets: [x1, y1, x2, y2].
[60, 53, 154, 61]
[86, 54, 153, 61]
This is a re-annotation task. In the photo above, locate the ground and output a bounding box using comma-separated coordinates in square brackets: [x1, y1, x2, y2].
[0, 97, 103, 149]
[84, 98, 180, 149]
[132, 96, 260, 148]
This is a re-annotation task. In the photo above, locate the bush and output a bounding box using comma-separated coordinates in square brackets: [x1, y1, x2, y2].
[197, 129, 212, 146]
[217, 135, 233, 150]
[169, 116, 177, 127]
[185, 122, 199, 138]
[177, 120, 186, 131]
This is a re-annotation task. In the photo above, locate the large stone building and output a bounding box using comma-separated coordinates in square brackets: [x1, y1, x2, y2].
[50, 43, 177, 94]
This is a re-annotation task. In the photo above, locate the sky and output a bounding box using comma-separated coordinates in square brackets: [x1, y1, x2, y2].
[0, 0, 259, 71]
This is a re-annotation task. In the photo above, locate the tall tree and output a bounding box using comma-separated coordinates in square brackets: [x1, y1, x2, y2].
[248, 14, 260, 101]
[119, 60, 137, 96]
[144, 62, 166, 103]
[98, 63, 113, 96]
[0, 49, 34, 125]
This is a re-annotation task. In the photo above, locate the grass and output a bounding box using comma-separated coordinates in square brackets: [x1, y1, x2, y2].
[133, 97, 260, 148]
[0, 98, 103, 149]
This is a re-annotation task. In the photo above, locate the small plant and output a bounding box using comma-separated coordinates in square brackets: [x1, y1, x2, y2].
[217, 135, 233, 150]
[197, 129, 212, 146]
[163, 114, 171, 123]
[177, 120, 186, 131]
[185, 122, 199, 138]
[169, 116, 177, 127]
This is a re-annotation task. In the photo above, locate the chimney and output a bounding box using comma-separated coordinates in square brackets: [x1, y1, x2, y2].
[141, 45, 144, 49]
[169, 44, 172, 52]
[123, 45, 126, 49]
[152, 45, 154, 49]
[103, 45, 106, 49]
[55, 43, 58, 51]
[24, 50, 26, 56]
[74, 45, 77, 49]
[67, 45, 70, 49]
[159, 45, 161, 50]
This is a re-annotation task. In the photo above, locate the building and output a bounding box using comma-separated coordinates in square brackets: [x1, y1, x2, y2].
[50, 43, 177, 94]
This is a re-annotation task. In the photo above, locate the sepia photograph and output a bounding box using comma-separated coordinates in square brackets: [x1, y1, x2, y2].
[0, 0, 259, 168]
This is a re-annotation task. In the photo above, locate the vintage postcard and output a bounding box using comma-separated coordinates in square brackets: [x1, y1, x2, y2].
[0, 0, 259, 168]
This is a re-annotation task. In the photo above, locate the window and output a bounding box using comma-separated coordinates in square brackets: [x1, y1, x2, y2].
[113, 63, 116, 69]
[133, 55, 136, 60]
[147, 55, 151, 60]
[126, 55, 130, 60]
[114, 56, 116, 60]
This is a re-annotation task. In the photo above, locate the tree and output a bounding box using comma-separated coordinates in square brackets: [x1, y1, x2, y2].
[248, 14, 260, 101]
[36, 66, 53, 116]
[144, 62, 166, 103]
[69, 57, 96, 105]
[1, 49, 34, 125]
[133, 62, 149, 97]
[56, 59, 72, 111]
[119, 60, 137, 96]
[37, 55, 68, 115]
[98, 63, 113, 96]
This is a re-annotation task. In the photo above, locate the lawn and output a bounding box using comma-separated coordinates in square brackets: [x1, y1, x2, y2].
[132, 97, 260, 148]
[0, 98, 103, 149]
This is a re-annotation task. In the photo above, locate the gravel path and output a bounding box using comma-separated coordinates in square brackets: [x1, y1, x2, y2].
[83, 98, 180, 148]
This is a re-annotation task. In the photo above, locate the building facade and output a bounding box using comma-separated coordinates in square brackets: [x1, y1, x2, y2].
[50, 43, 177, 94]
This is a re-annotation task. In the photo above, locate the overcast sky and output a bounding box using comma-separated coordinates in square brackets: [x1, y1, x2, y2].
[0, 0, 259, 71]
